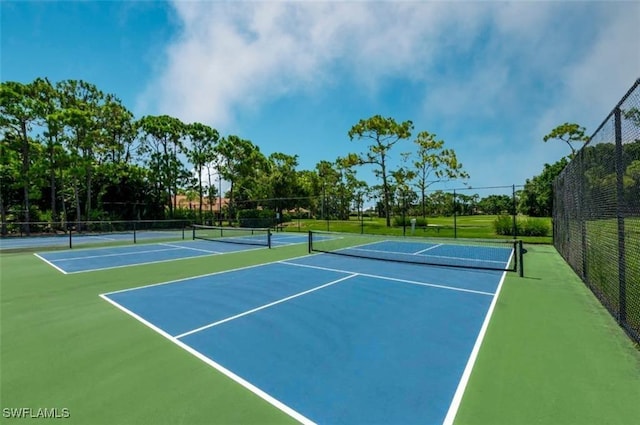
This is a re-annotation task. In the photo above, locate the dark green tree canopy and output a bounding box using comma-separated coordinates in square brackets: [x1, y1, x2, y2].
[519, 157, 569, 217]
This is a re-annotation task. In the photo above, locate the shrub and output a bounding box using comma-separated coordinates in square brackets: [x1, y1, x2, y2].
[519, 217, 551, 236]
[494, 215, 514, 236]
[494, 215, 550, 237]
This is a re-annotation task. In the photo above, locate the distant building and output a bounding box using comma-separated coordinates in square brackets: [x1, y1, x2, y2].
[173, 195, 229, 212]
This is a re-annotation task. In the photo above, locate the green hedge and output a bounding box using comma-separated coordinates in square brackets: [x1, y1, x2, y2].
[237, 209, 276, 228]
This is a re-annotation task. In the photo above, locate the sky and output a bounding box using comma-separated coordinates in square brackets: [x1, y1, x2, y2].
[2, 0, 639, 198]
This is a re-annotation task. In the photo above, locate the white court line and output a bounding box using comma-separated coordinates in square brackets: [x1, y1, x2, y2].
[33, 253, 68, 274]
[49, 247, 185, 262]
[43, 243, 266, 274]
[271, 234, 307, 240]
[175, 273, 358, 339]
[279, 261, 494, 296]
[102, 252, 322, 296]
[413, 244, 442, 255]
[349, 246, 509, 265]
[99, 293, 315, 425]
[159, 243, 222, 254]
[86, 235, 118, 241]
[442, 249, 514, 425]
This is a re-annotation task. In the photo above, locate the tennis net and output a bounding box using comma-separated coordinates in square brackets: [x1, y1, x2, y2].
[193, 225, 272, 248]
[309, 231, 523, 275]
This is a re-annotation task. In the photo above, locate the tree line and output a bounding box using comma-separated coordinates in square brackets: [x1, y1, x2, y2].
[5, 77, 622, 235]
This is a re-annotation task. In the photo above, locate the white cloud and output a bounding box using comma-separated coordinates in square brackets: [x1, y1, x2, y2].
[137, 1, 490, 126]
[535, 4, 640, 138]
[137, 1, 639, 190]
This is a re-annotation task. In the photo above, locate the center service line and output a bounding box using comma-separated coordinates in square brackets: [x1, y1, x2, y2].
[174, 273, 358, 339]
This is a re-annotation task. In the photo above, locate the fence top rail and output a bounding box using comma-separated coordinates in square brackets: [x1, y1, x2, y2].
[1, 219, 192, 225]
[587, 78, 640, 145]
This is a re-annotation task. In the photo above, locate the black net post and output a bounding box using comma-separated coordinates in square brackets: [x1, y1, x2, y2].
[68, 223, 72, 249]
[518, 240, 524, 278]
[308, 230, 312, 253]
[133, 221, 137, 244]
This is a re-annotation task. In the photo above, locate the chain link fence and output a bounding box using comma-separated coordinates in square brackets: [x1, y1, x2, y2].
[553, 78, 640, 344]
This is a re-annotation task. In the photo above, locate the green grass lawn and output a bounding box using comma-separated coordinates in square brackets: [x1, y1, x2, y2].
[283, 215, 552, 244]
[1, 238, 638, 424]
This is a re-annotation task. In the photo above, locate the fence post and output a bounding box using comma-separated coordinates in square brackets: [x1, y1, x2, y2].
[512, 184, 517, 239]
[614, 107, 627, 325]
[578, 150, 588, 281]
[453, 189, 457, 239]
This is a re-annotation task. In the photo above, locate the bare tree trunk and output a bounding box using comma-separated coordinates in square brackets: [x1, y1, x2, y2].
[49, 141, 57, 224]
[74, 180, 82, 231]
[59, 167, 67, 229]
[207, 167, 213, 223]
[0, 186, 6, 236]
[381, 177, 391, 227]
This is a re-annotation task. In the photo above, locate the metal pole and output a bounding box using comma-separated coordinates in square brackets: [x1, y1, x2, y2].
[614, 107, 627, 325]
[512, 184, 517, 239]
[218, 173, 222, 226]
[453, 189, 457, 239]
[360, 197, 364, 234]
[402, 191, 407, 237]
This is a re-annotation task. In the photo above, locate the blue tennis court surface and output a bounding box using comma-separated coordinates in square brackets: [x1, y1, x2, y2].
[0, 230, 185, 250]
[101, 245, 509, 424]
[34, 233, 313, 274]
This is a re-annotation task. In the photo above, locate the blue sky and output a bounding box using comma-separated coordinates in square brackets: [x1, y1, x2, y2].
[2, 1, 639, 197]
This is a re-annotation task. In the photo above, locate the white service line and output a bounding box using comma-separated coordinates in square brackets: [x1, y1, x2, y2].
[348, 246, 508, 265]
[413, 244, 442, 255]
[86, 235, 118, 241]
[159, 243, 221, 254]
[49, 247, 184, 262]
[175, 273, 358, 339]
[102, 252, 324, 296]
[279, 261, 494, 296]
